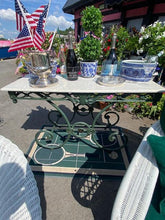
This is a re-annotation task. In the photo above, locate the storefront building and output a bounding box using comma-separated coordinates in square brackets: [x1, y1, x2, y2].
[63, 0, 165, 41]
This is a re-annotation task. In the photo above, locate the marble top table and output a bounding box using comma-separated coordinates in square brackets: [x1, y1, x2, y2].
[1, 75, 165, 94]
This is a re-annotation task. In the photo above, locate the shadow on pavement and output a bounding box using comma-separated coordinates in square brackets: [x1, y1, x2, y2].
[71, 128, 143, 219]
[34, 174, 47, 220]
[21, 104, 105, 130]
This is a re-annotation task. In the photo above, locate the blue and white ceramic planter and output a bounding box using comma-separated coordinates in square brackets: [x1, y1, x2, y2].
[80, 61, 98, 78]
[49, 59, 57, 78]
[121, 60, 157, 82]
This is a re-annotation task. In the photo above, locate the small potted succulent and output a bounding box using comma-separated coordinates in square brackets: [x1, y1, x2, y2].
[79, 5, 103, 77]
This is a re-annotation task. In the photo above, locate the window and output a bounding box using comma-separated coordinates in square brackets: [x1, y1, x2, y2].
[159, 16, 165, 22]
[103, 21, 120, 35]
[127, 18, 143, 31]
[99, 4, 105, 10]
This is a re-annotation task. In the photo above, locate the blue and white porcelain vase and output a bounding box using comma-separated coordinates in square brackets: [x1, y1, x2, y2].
[49, 59, 57, 78]
[80, 61, 98, 78]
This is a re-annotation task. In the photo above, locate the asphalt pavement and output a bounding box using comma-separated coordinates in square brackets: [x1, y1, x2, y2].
[0, 58, 156, 220]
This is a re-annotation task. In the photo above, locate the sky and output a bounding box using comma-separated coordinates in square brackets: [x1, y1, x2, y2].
[0, 0, 74, 39]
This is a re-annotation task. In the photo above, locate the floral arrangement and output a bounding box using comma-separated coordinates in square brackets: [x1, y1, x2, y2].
[42, 32, 64, 56]
[138, 21, 165, 67]
[125, 27, 140, 57]
[102, 25, 130, 61]
[104, 93, 165, 119]
[15, 52, 29, 75]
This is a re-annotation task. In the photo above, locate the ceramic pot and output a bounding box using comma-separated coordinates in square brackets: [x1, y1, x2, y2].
[80, 61, 98, 78]
[121, 60, 157, 82]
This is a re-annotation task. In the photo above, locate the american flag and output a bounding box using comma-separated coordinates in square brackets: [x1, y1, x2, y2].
[15, 0, 37, 32]
[8, 24, 34, 52]
[49, 34, 53, 43]
[33, 5, 48, 51]
[31, 5, 47, 24]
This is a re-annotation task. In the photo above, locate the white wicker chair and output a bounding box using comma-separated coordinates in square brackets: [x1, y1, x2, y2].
[111, 120, 165, 220]
[0, 135, 42, 220]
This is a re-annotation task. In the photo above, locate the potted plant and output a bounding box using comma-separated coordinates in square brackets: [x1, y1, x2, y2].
[79, 5, 103, 77]
[15, 52, 29, 76]
[138, 21, 165, 67]
[102, 25, 130, 62]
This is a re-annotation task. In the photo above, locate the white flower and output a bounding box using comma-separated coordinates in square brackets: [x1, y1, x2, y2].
[140, 26, 145, 33]
[139, 37, 143, 43]
[144, 34, 149, 39]
[137, 48, 143, 55]
[153, 20, 159, 27]
[156, 35, 161, 39]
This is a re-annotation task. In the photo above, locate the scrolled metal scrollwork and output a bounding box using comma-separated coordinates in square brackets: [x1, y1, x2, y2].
[9, 91, 149, 151]
[70, 121, 94, 139]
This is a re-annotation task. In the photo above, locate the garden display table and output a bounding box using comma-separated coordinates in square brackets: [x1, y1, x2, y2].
[1, 75, 165, 175]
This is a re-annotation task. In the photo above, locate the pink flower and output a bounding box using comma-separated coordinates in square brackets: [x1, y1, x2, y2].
[106, 95, 114, 100]
[78, 71, 81, 75]
[124, 105, 128, 109]
[56, 67, 61, 74]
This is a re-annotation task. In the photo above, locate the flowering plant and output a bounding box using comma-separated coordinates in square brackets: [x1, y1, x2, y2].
[138, 21, 165, 67]
[103, 25, 130, 61]
[106, 93, 165, 119]
[42, 32, 63, 55]
[15, 52, 29, 75]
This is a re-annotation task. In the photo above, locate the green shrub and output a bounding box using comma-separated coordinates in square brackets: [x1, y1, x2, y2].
[79, 35, 101, 61]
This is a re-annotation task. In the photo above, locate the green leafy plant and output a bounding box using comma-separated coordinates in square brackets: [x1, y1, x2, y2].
[110, 93, 165, 119]
[81, 5, 102, 37]
[79, 6, 103, 62]
[125, 27, 140, 56]
[79, 35, 101, 61]
[42, 32, 64, 56]
[15, 52, 29, 75]
[103, 25, 130, 61]
[138, 21, 165, 67]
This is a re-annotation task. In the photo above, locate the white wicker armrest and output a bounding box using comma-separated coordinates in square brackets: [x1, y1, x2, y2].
[0, 135, 42, 220]
[111, 120, 164, 220]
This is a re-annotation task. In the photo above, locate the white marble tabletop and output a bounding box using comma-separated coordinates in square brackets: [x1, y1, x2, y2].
[1, 75, 165, 94]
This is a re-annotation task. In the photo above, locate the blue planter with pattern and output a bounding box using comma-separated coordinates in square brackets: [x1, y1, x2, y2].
[121, 60, 157, 82]
[80, 61, 98, 78]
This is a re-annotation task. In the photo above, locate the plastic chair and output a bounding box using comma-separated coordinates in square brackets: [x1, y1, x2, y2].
[111, 120, 164, 220]
[0, 135, 42, 220]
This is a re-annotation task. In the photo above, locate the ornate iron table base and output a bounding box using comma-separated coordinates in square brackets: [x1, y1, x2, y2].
[8, 91, 157, 165]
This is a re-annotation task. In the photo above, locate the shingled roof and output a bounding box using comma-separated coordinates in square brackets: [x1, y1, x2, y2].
[62, 0, 102, 14]
[62, 0, 82, 14]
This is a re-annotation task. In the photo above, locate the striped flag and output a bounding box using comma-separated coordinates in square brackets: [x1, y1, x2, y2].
[15, 0, 37, 32]
[30, 5, 48, 38]
[49, 34, 53, 43]
[33, 5, 48, 51]
[31, 5, 46, 24]
[8, 24, 34, 52]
